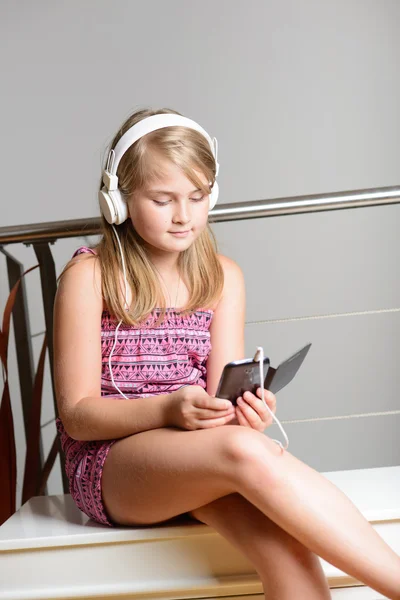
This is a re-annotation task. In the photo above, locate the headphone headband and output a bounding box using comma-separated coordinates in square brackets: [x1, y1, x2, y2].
[103, 114, 219, 191]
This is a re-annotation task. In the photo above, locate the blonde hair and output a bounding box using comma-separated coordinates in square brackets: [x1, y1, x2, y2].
[73, 107, 223, 326]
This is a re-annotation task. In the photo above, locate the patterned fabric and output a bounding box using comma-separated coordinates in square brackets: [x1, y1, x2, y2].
[56, 246, 214, 526]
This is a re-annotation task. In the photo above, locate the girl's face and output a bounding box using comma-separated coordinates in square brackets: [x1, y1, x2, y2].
[127, 158, 211, 258]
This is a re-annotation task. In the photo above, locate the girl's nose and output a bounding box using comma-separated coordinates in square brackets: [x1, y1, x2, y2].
[173, 200, 191, 224]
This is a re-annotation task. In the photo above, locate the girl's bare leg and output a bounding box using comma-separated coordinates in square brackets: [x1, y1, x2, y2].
[102, 426, 400, 599]
[230, 431, 400, 600]
[190, 492, 331, 600]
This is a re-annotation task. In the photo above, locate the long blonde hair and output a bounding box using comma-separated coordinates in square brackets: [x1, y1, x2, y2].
[84, 107, 223, 326]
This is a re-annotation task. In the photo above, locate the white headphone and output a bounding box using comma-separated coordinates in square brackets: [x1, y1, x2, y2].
[99, 114, 220, 225]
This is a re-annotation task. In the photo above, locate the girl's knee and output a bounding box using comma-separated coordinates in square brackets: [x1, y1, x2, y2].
[221, 426, 282, 474]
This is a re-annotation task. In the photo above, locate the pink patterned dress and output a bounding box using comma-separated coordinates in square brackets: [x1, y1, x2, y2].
[55, 246, 213, 526]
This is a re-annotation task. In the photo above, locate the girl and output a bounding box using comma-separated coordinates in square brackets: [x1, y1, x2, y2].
[54, 107, 400, 600]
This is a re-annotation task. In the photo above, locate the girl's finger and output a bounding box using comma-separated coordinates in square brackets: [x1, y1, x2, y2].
[239, 394, 274, 431]
[235, 405, 251, 428]
[256, 387, 277, 412]
[197, 405, 235, 420]
[242, 391, 269, 420]
[198, 412, 237, 428]
[237, 397, 263, 428]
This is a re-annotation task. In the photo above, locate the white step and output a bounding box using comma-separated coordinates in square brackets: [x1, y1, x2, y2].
[0, 466, 399, 600]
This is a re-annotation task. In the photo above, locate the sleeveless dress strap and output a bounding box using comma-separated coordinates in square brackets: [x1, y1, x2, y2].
[72, 246, 97, 258]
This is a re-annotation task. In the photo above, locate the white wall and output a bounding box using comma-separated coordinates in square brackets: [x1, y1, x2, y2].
[1, 0, 399, 505]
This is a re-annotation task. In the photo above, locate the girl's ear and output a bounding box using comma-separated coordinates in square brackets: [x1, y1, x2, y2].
[124, 197, 132, 221]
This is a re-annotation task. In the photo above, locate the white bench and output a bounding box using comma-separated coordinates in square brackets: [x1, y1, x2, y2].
[0, 466, 399, 600]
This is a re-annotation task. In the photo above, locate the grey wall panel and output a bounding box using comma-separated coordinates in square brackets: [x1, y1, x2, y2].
[212, 203, 400, 322]
[244, 311, 400, 419]
[244, 312, 400, 471]
[270, 413, 400, 473]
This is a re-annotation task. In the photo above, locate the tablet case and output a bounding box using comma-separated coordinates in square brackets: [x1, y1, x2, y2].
[264, 343, 312, 394]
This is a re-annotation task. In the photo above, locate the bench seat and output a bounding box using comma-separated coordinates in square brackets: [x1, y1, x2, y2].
[0, 465, 399, 600]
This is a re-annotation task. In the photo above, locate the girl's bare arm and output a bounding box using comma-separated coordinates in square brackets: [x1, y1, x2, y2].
[54, 256, 176, 441]
[206, 255, 246, 425]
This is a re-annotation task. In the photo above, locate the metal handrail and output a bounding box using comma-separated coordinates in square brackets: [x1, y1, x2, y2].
[1, 185, 399, 245]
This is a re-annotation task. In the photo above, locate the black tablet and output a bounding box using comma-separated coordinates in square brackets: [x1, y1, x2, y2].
[215, 343, 312, 405]
[215, 357, 270, 405]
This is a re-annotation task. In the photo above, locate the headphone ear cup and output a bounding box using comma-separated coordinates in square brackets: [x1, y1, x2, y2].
[99, 187, 116, 224]
[110, 189, 128, 224]
[209, 180, 219, 211]
[98, 187, 128, 224]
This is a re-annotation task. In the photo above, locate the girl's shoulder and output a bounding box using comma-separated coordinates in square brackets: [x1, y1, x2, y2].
[72, 246, 107, 310]
[67, 246, 100, 282]
[216, 253, 244, 287]
[217, 253, 241, 271]
[213, 253, 245, 309]
[58, 245, 104, 308]
[68, 246, 100, 274]
[56, 246, 103, 315]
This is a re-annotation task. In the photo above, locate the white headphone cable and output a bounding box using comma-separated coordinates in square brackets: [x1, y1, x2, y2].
[108, 224, 130, 400]
[255, 346, 289, 451]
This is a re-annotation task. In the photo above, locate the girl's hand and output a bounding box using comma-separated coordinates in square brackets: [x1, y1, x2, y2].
[167, 385, 236, 430]
[235, 387, 277, 432]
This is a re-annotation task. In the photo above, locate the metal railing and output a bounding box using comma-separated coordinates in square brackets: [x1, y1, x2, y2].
[1, 184, 399, 495]
[1, 185, 399, 245]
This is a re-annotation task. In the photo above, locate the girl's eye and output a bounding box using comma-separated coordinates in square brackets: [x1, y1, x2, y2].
[152, 196, 205, 206]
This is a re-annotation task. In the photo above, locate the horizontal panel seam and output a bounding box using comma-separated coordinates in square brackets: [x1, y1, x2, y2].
[247, 307, 400, 325]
